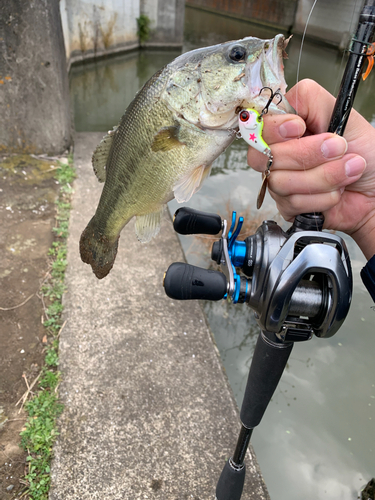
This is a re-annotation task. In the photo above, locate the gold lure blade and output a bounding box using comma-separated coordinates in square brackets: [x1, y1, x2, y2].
[257, 155, 273, 209]
[257, 170, 270, 209]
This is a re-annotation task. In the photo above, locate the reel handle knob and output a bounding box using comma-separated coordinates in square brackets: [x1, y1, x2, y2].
[173, 207, 222, 235]
[163, 262, 227, 301]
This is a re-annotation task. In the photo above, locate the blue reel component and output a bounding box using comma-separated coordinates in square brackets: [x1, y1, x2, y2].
[227, 212, 246, 304]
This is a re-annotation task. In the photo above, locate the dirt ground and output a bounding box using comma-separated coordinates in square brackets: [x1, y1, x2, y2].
[0, 155, 61, 499]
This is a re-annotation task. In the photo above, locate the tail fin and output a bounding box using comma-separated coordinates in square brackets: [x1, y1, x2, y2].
[79, 217, 119, 279]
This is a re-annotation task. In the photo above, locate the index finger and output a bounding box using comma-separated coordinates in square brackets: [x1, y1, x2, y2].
[247, 132, 348, 173]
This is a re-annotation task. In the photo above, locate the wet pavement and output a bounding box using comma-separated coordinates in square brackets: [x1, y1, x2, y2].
[48, 133, 270, 500]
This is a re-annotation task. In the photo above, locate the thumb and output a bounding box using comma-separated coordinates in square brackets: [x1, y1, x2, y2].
[286, 79, 336, 134]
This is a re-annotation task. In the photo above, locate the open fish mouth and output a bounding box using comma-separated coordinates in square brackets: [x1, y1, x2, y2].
[244, 34, 295, 115]
[267, 34, 295, 114]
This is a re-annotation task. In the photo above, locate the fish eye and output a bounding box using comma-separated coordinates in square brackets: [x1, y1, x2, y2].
[239, 110, 249, 122]
[228, 45, 247, 63]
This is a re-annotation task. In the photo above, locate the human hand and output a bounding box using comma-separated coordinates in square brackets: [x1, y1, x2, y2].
[247, 79, 375, 259]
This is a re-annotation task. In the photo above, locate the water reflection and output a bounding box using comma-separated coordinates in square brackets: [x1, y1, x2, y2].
[70, 50, 180, 131]
[69, 8, 375, 499]
[203, 300, 259, 397]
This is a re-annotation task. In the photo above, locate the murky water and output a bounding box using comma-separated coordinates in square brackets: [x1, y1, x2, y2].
[70, 6, 375, 500]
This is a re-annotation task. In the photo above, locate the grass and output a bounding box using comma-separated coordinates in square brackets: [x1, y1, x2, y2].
[136, 14, 151, 45]
[19, 155, 75, 500]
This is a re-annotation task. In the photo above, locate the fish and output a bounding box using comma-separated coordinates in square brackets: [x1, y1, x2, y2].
[80, 34, 294, 279]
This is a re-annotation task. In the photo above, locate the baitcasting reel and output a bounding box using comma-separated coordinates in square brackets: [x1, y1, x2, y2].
[163, 206, 352, 500]
[164, 207, 352, 342]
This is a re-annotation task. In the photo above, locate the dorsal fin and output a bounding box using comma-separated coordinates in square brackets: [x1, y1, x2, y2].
[91, 126, 118, 182]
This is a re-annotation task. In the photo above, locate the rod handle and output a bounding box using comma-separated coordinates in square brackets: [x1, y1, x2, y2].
[173, 207, 222, 235]
[240, 332, 293, 429]
[163, 262, 227, 301]
[216, 460, 246, 500]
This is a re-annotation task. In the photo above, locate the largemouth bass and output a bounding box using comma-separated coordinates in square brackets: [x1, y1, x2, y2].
[80, 34, 293, 279]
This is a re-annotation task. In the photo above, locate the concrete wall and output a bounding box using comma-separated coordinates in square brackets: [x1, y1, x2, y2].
[0, 0, 72, 154]
[294, 0, 362, 48]
[186, 0, 362, 48]
[60, 0, 185, 67]
[185, 0, 299, 30]
[60, 0, 140, 66]
[142, 0, 185, 46]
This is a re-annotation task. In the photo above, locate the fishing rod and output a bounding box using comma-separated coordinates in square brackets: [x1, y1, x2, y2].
[163, 1, 375, 499]
[329, 0, 375, 135]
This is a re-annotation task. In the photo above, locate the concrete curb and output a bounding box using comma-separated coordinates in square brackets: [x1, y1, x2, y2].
[49, 132, 269, 500]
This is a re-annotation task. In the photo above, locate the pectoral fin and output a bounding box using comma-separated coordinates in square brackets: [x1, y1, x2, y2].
[151, 125, 186, 152]
[135, 206, 165, 243]
[173, 164, 212, 203]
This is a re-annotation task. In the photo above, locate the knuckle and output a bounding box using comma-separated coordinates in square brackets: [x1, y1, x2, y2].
[297, 79, 315, 99]
[275, 194, 299, 217]
[329, 189, 341, 205]
[293, 138, 321, 167]
[323, 161, 344, 187]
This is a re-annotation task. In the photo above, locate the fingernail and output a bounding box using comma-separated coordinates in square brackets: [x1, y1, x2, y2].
[279, 119, 305, 138]
[321, 136, 348, 159]
[345, 156, 367, 177]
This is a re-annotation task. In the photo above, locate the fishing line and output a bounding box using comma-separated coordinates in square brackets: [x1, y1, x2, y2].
[295, 0, 318, 93]
[293, 0, 318, 225]
[293, 0, 359, 228]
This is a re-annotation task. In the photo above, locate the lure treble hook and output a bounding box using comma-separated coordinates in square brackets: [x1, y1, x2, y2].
[259, 86, 283, 118]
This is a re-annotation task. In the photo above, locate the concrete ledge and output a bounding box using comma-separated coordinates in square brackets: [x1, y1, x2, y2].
[66, 42, 184, 72]
[67, 43, 140, 71]
[49, 132, 269, 500]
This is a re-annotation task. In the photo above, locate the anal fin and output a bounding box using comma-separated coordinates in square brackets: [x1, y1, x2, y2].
[135, 206, 165, 243]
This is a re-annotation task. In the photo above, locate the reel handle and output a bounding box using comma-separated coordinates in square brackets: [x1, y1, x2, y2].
[173, 207, 222, 235]
[163, 262, 227, 301]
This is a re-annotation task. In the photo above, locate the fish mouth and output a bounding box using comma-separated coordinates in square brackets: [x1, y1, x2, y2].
[244, 34, 295, 115]
[269, 34, 295, 114]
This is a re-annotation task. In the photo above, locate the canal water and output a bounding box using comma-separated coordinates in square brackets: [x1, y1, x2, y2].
[70, 6, 375, 500]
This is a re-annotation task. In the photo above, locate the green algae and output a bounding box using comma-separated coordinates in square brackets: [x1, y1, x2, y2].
[0, 155, 60, 211]
[0, 155, 58, 185]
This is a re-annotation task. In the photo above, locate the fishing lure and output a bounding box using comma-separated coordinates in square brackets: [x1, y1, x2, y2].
[238, 108, 271, 156]
[238, 107, 273, 209]
[237, 86, 283, 209]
